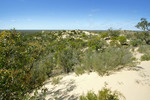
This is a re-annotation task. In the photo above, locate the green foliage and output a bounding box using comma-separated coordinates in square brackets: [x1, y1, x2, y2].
[82, 47, 134, 75]
[135, 18, 150, 45]
[108, 29, 120, 38]
[87, 36, 108, 51]
[110, 40, 121, 47]
[130, 39, 143, 47]
[141, 53, 150, 61]
[0, 29, 141, 99]
[134, 32, 150, 45]
[100, 33, 109, 38]
[126, 31, 150, 46]
[80, 91, 97, 100]
[125, 32, 135, 39]
[56, 48, 81, 73]
[136, 18, 150, 31]
[0, 30, 49, 99]
[75, 65, 85, 75]
[81, 33, 88, 39]
[111, 37, 118, 41]
[80, 86, 125, 100]
[138, 45, 150, 53]
[51, 77, 63, 85]
[138, 45, 150, 61]
[118, 36, 127, 45]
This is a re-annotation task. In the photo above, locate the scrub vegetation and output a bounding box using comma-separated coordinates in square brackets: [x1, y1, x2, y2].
[0, 18, 150, 99]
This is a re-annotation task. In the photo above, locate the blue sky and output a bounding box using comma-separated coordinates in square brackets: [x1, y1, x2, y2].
[0, 0, 150, 30]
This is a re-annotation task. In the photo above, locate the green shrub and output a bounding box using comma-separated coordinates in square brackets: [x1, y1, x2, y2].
[80, 91, 97, 100]
[51, 77, 63, 85]
[118, 36, 127, 45]
[141, 54, 150, 61]
[0, 30, 49, 99]
[108, 29, 120, 38]
[138, 45, 150, 53]
[75, 65, 85, 75]
[80, 86, 125, 100]
[133, 32, 150, 45]
[101, 33, 109, 38]
[82, 47, 134, 75]
[87, 36, 107, 51]
[130, 39, 143, 47]
[111, 37, 118, 41]
[81, 33, 88, 39]
[125, 32, 135, 39]
[110, 40, 121, 47]
[56, 48, 81, 73]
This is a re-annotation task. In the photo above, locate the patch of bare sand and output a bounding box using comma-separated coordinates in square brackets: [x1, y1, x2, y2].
[36, 47, 150, 100]
[39, 60, 150, 100]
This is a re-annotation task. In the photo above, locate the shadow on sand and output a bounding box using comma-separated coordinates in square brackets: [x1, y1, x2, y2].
[38, 79, 78, 100]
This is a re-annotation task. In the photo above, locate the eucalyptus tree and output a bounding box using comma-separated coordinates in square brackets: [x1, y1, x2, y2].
[136, 18, 150, 31]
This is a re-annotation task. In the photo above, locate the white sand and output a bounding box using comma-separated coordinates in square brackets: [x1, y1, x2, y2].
[40, 59, 150, 100]
[36, 38, 150, 100]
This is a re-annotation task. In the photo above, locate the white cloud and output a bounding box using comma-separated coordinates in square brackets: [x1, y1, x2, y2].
[88, 14, 93, 17]
[91, 9, 100, 12]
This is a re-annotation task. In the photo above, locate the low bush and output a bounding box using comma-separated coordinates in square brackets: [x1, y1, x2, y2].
[141, 53, 150, 61]
[56, 48, 81, 73]
[75, 65, 85, 75]
[110, 40, 121, 47]
[138, 45, 150, 53]
[118, 36, 127, 45]
[131, 32, 150, 45]
[80, 86, 125, 100]
[0, 30, 50, 99]
[80, 91, 97, 100]
[87, 36, 108, 51]
[82, 47, 134, 75]
[100, 33, 109, 38]
[51, 77, 63, 85]
[130, 39, 143, 47]
[108, 29, 120, 38]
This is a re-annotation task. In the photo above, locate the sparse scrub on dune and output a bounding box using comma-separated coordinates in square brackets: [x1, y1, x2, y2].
[117, 36, 127, 45]
[110, 40, 121, 47]
[82, 47, 134, 75]
[139, 46, 150, 61]
[80, 86, 125, 100]
[0, 30, 49, 99]
[100, 32, 109, 39]
[75, 65, 85, 75]
[138, 45, 150, 53]
[1, 20, 150, 99]
[135, 44, 150, 61]
[55, 47, 82, 73]
[126, 32, 150, 46]
[130, 39, 143, 47]
[108, 29, 120, 38]
[125, 32, 135, 39]
[141, 53, 150, 61]
[87, 36, 108, 51]
[51, 77, 63, 85]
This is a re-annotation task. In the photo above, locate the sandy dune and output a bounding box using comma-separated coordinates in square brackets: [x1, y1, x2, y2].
[39, 60, 150, 100]
[36, 37, 150, 100]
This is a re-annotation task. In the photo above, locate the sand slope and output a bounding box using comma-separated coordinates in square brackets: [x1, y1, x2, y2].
[40, 60, 150, 100]
[37, 45, 150, 100]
